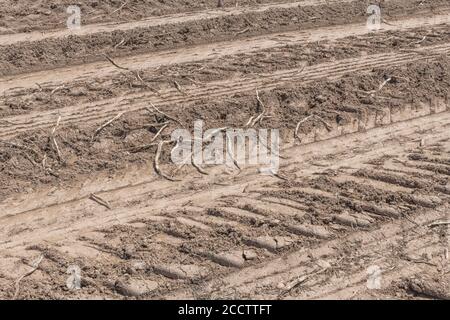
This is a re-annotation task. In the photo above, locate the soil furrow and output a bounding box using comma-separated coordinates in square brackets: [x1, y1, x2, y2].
[1, 43, 449, 139]
[2, 12, 449, 93]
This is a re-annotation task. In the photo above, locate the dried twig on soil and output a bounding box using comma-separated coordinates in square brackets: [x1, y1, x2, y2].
[50, 85, 65, 95]
[235, 27, 250, 36]
[294, 114, 333, 141]
[365, 77, 392, 97]
[50, 116, 63, 162]
[51, 136, 62, 162]
[51, 116, 61, 137]
[89, 193, 112, 210]
[253, 89, 266, 125]
[42, 154, 47, 170]
[91, 112, 124, 141]
[135, 71, 146, 84]
[402, 255, 437, 267]
[294, 115, 314, 141]
[110, 1, 129, 15]
[103, 54, 155, 92]
[13, 255, 44, 300]
[245, 89, 267, 128]
[409, 35, 427, 46]
[147, 102, 183, 127]
[103, 54, 129, 71]
[154, 141, 180, 182]
[427, 220, 450, 228]
[245, 116, 255, 127]
[114, 38, 126, 49]
[377, 77, 392, 92]
[173, 81, 185, 95]
[313, 115, 333, 132]
[150, 123, 169, 143]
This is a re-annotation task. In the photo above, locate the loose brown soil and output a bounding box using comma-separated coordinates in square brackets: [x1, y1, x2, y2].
[0, 0, 448, 300]
[1, 0, 448, 76]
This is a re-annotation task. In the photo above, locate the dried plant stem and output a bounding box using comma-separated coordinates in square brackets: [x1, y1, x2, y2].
[150, 123, 169, 143]
[51, 85, 65, 95]
[173, 81, 185, 95]
[428, 220, 450, 228]
[295, 114, 333, 141]
[114, 38, 126, 49]
[89, 193, 112, 210]
[50, 116, 63, 162]
[147, 102, 183, 127]
[366, 77, 392, 96]
[314, 115, 333, 132]
[110, 1, 128, 15]
[103, 54, 155, 92]
[92, 112, 124, 141]
[103, 54, 129, 71]
[13, 255, 44, 300]
[294, 115, 314, 140]
[154, 141, 180, 182]
[235, 27, 250, 36]
[249, 89, 267, 127]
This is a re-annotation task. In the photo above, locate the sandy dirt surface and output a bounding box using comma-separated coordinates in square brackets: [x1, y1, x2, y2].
[0, 0, 449, 300]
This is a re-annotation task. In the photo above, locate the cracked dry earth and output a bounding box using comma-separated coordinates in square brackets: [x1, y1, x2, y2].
[0, 0, 449, 300]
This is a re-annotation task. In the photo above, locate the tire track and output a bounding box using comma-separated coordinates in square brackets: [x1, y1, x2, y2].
[1, 1, 450, 300]
[1, 43, 449, 140]
[1, 13, 448, 94]
[1, 110, 449, 251]
[0, 0, 355, 46]
[176, 204, 447, 299]
[1, 106, 448, 299]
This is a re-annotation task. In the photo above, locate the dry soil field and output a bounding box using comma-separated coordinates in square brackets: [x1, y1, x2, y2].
[0, 0, 449, 300]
